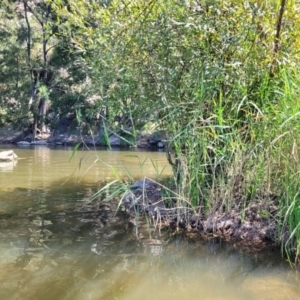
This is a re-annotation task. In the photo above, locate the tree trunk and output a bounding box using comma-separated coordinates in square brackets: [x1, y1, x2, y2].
[270, 0, 286, 77]
[39, 97, 47, 133]
[99, 108, 106, 136]
[23, 0, 36, 109]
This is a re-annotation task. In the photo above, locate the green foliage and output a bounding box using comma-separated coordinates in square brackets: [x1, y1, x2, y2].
[50, 0, 300, 260]
[0, 1, 28, 124]
[38, 85, 50, 100]
[2, 0, 300, 261]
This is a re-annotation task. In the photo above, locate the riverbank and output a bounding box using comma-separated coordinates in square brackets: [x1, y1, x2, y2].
[122, 178, 286, 258]
[0, 131, 293, 260]
[0, 125, 166, 149]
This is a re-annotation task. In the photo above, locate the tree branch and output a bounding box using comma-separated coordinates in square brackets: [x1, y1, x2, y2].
[270, 0, 286, 77]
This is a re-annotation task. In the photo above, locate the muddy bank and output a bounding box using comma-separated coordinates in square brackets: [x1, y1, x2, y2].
[122, 179, 280, 250]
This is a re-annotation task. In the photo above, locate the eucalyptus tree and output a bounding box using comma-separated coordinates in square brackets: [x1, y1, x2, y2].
[0, 0, 91, 136]
[20, 0, 60, 136]
[0, 0, 56, 132]
[0, 0, 29, 125]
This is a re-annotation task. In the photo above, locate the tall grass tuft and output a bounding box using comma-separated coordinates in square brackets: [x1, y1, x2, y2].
[163, 65, 300, 261]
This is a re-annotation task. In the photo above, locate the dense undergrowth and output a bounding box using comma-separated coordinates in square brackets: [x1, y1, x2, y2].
[56, 0, 300, 262]
[165, 66, 300, 262]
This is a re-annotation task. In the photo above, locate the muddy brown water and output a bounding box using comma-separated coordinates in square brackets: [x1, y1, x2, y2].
[0, 145, 299, 300]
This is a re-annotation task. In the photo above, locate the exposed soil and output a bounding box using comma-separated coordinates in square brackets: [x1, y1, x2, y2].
[199, 204, 277, 244]
[123, 179, 281, 250]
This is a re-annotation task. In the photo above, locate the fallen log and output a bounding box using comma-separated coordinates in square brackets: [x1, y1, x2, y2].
[0, 150, 18, 162]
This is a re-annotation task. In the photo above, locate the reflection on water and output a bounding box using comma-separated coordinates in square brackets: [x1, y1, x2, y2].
[0, 146, 299, 300]
[0, 145, 172, 191]
[0, 160, 17, 172]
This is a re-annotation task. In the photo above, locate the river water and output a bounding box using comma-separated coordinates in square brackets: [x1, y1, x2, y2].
[0, 145, 299, 300]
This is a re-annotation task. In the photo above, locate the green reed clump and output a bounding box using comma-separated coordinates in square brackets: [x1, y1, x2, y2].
[62, 0, 300, 261]
[266, 69, 300, 262]
[163, 65, 300, 261]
